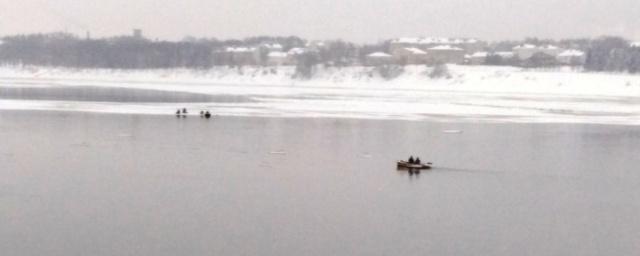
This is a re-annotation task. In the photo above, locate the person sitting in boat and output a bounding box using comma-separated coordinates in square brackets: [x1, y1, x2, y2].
[176, 109, 181, 115]
[182, 108, 188, 114]
[408, 156, 415, 164]
[415, 158, 421, 164]
[204, 111, 212, 119]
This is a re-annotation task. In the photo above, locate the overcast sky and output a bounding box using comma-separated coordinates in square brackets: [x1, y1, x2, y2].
[1, 0, 639, 43]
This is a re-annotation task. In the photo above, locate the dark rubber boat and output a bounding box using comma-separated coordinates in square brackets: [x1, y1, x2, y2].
[397, 161, 432, 170]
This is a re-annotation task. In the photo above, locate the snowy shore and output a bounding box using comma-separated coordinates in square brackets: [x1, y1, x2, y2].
[1, 65, 640, 124]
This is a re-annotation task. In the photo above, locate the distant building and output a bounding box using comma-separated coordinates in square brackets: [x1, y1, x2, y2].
[286, 47, 310, 65]
[513, 44, 539, 60]
[556, 49, 586, 65]
[514, 44, 563, 60]
[389, 37, 426, 54]
[494, 51, 515, 59]
[426, 45, 466, 64]
[306, 41, 327, 52]
[287, 47, 307, 56]
[365, 52, 394, 66]
[267, 51, 289, 66]
[213, 44, 296, 66]
[390, 37, 486, 54]
[391, 47, 428, 65]
[216, 47, 259, 65]
[538, 45, 564, 57]
[468, 52, 489, 65]
[133, 29, 143, 39]
[260, 43, 284, 52]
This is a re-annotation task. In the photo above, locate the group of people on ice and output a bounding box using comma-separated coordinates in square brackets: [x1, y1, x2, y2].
[176, 108, 212, 119]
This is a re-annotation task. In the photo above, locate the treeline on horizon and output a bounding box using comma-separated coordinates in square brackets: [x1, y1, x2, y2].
[0, 32, 639, 73]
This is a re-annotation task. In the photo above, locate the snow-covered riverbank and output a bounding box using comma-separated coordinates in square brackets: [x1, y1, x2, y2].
[1, 65, 640, 124]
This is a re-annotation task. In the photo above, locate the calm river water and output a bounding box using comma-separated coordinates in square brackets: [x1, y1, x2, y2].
[1, 111, 639, 255]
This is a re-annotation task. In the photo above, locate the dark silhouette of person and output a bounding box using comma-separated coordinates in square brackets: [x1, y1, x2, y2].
[182, 108, 188, 114]
[176, 109, 181, 116]
[200, 111, 205, 117]
[416, 158, 421, 164]
[205, 111, 212, 119]
[408, 156, 415, 164]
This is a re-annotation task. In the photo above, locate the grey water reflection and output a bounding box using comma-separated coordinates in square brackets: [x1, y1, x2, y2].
[1, 111, 640, 256]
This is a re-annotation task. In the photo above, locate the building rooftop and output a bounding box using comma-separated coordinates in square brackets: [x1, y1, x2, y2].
[393, 37, 480, 45]
[262, 43, 283, 50]
[367, 52, 392, 57]
[494, 51, 515, 57]
[540, 45, 560, 50]
[429, 45, 464, 51]
[558, 49, 585, 57]
[470, 52, 489, 58]
[288, 47, 307, 55]
[420, 37, 451, 44]
[306, 41, 326, 48]
[268, 51, 288, 58]
[395, 37, 422, 44]
[514, 44, 537, 49]
[404, 47, 427, 55]
[226, 47, 256, 53]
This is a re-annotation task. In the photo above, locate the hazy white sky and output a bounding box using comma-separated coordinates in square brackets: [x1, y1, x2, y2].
[1, 0, 639, 42]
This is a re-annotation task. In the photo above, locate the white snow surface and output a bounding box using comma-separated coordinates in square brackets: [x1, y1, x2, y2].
[1, 65, 640, 124]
